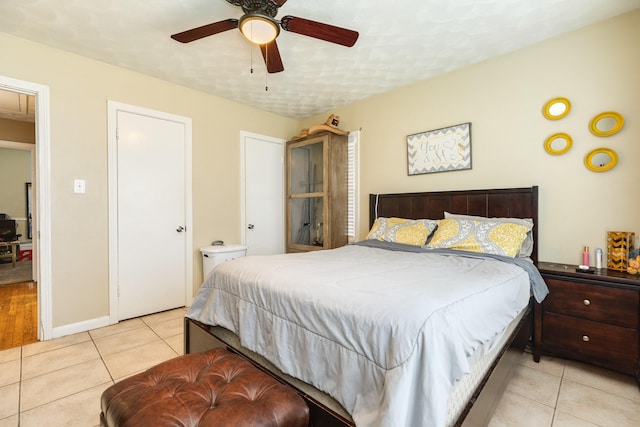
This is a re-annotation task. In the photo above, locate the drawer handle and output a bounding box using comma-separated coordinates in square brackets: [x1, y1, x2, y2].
[583, 299, 591, 306]
[582, 335, 590, 342]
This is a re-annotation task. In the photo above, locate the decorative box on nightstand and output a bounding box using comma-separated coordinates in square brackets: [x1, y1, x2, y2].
[534, 262, 640, 385]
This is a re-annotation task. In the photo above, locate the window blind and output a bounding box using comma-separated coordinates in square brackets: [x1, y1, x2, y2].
[347, 130, 360, 239]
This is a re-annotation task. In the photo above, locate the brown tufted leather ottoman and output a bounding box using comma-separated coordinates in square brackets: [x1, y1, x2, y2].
[100, 348, 309, 427]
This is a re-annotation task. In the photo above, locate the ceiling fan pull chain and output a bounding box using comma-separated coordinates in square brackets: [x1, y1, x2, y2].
[265, 45, 269, 91]
[250, 46, 254, 74]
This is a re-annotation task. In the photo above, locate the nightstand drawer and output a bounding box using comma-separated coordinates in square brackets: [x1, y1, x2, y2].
[544, 278, 639, 328]
[543, 313, 639, 372]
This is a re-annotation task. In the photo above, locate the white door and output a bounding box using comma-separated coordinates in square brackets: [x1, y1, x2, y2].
[241, 132, 284, 255]
[113, 108, 190, 320]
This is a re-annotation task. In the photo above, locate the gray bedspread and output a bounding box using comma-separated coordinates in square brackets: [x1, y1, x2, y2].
[188, 242, 547, 426]
[354, 239, 549, 302]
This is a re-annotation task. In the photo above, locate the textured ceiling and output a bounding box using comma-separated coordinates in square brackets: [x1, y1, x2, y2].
[1, 0, 639, 119]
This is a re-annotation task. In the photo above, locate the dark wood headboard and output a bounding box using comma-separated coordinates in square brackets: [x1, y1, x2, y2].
[369, 186, 539, 263]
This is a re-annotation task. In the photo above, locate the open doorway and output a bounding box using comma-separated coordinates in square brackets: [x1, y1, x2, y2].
[0, 89, 37, 349]
[0, 75, 52, 347]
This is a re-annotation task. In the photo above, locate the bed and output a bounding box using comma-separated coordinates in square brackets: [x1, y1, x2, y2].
[185, 186, 547, 427]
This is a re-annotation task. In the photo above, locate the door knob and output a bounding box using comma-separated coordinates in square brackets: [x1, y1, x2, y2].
[248, 224, 255, 229]
[176, 226, 185, 232]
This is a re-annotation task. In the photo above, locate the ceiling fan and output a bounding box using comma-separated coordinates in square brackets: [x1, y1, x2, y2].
[171, 0, 359, 73]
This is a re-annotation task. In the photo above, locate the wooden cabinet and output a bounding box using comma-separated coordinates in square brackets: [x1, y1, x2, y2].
[286, 131, 348, 253]
[535, 262, 640, 384]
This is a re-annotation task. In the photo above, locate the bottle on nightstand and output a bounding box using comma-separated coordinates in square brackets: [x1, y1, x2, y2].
[595, 248, 603, 269]
[582, 246, 590, 266]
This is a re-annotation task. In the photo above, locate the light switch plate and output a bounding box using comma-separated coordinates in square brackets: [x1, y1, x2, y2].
[74, 179, 86, 194]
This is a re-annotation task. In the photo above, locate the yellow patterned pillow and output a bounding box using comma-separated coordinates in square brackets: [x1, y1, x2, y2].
[427, 218, 531, 257]
[444, 212, 534, 258]
[366, 217, 437, 246]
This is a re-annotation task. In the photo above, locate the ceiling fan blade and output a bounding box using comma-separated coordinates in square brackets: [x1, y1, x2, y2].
[260, 41, 285, 73]
[171, 19, 238, 43]
[280, 16, 359, 47]
[272, 0, 288, 6]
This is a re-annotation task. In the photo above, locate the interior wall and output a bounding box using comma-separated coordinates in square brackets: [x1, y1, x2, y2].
[302, 10, 640, 265]
[0, 32, 299, 328]
[0, 118, 35, 143]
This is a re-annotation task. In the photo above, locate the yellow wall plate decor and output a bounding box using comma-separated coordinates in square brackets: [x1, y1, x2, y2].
[544, 132, 573, 155]
[584, 148, 618, 172]
[542, 97, 571, 120]
[589, 111, 624, 137]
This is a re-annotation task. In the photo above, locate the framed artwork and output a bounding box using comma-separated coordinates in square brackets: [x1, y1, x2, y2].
[407, 122, 471, 175]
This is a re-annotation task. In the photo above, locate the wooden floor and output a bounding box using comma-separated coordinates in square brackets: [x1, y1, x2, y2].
[0, 280, 38, 351]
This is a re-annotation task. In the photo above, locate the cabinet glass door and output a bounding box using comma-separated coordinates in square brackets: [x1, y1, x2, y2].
[288, 139, 325, 247]
[290, 197, 324, 246]
[289, 141, 324, 194]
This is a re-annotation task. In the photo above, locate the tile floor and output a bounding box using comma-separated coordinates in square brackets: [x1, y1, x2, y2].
[489, 351, 640, 427]
[0, 307, 638, 427]
[0, 307, 187, 427]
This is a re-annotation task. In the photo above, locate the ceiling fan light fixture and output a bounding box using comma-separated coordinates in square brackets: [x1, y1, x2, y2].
[239, 14, 280, 45]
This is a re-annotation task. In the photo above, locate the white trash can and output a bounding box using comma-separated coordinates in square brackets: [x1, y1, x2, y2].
[200, 244, 247, 279]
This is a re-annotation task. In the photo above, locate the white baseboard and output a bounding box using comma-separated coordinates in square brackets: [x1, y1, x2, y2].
[51, 315, 112, 339]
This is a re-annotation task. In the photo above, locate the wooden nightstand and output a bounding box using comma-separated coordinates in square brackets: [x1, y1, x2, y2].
[534, 262, 640, 385]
